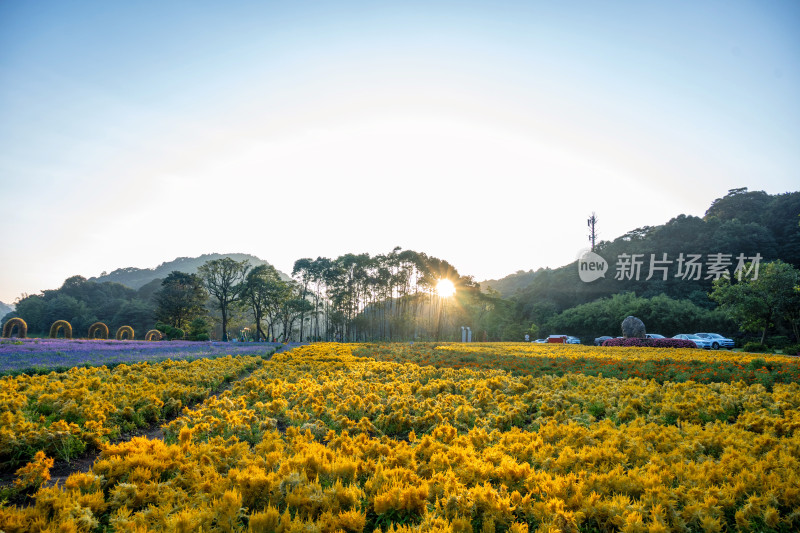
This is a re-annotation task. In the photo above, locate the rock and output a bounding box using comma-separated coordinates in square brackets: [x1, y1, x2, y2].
[621, 316, 646, 339]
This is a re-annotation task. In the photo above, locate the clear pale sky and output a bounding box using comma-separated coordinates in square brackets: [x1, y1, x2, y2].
[1, 1, 798, 304]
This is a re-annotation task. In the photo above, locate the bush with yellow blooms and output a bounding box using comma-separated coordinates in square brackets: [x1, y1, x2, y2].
[0, 342, 798, 532]
[0, 354, 265, 470]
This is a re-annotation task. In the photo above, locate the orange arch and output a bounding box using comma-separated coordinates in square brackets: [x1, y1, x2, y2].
[145, 329, 162, 341]
[2, 317, 27, 338]
[115, 326, 134, 340]
[49, 320, 73, 339]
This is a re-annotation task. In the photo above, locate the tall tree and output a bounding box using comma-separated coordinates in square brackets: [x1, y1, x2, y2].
[308, 257, 332, 341]
[154, 271, 207, 330]
[292, 258, 314, 342]
[278, 291, 315, 342]
[710, 260, 800, 343]
[242, 264, 287, 342]
[198, 258, 250, 341]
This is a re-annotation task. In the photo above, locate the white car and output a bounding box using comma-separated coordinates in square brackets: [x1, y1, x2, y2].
[694, 333, 735, 350]
[646, 334, 665, 339]
[566, 336, 581, 344]
[672, 334, 713, 349]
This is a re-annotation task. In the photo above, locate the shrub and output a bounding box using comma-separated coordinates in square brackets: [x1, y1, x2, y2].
[14, 451, 54, 492]
[2, 317, 27, 338]
[742, 342, 771, 354]
[602, 338, 697, 349]
[187, 318, 211, 341]
[155, 322, 186, 341]
[49, 320, 73, 339]
[115, 326, 135, 340]
[767, 336, 792, 350]
[88, 322, 109, 339]
[782, 343, 800, 357]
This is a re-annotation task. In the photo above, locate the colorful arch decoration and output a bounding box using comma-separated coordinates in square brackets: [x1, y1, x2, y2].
[49, 320, 73, 339]
[145, 329, 162, 341]
[88, 322, 109, 339]
[2, 317, 27, 338]
[115, 326, 134, 340]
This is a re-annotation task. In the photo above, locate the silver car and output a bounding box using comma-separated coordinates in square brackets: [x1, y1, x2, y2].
[695, 333, 735, 350]
[672, 334, 713, 349]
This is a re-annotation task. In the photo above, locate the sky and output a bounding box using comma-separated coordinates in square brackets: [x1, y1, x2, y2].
[1, 0, 798, 304]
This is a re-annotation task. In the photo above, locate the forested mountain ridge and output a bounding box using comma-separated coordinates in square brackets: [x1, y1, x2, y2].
[480, 269, 540, 298]
[2, 254, 292, 339]
[89, 253, 290, 289]
[0, 301, 13, 319]
[511, 188, 800, 326]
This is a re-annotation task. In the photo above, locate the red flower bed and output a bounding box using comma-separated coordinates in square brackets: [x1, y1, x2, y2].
[601, 338, 697, 348]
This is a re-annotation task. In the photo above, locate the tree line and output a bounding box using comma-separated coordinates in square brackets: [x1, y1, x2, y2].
[2, 249, 531, 342]
[203, 248, 531, 342]
[4, 251, 798, 344]
[4, 189, 797, 344]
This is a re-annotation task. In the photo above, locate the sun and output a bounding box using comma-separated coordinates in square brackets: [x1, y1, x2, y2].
[436, 278, 456, 298]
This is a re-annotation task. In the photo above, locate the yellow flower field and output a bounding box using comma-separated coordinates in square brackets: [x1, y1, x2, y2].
[0, 355, 266, 468]
[1, 343, 799, 532]
[357, 342, 800, 389]
[432, 342, 791, 364]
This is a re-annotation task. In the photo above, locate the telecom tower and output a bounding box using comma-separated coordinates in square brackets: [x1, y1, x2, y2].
[587, 212, 598, 251]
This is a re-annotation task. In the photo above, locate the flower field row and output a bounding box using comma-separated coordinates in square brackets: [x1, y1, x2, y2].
[0, 338, 279, 375]
[0, 353, 268, 471]
[355, 342, 800, 388]
[2, 343, 798, 532]
[429, 342, 793, 364]
[166, 345, 800, 441]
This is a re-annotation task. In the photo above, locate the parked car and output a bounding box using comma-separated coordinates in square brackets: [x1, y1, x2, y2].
[694, 333, 735, 350]
[594, 335, 613, 346]
[566, 336, 581, 344]
[534, 338, 547, 343]
[672, 334, 713, 349]
[646, 333, 665, 339]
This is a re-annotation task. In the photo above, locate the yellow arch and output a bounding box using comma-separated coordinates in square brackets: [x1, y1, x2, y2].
[88, 322, 109, 339]
[49, 320, 73, 339]
[145, 329, 162, 341]
[115, 326, 134, 340]
[2, 317, 27, 338]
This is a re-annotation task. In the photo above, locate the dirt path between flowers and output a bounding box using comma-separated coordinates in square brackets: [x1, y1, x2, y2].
[2, 343, 307, 491]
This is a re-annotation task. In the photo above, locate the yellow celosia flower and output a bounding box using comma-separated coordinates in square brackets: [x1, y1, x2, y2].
[0, 342, 798, 532]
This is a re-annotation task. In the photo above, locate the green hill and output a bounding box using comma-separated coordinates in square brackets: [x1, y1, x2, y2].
[503, 188, 800, 324]
[479, 269, 540, 298]
[0, 301, 13, 320]
[89, 253, 290, 290]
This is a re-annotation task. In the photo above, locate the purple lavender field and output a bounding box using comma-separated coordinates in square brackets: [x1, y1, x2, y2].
[0, 338, 283, 373]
